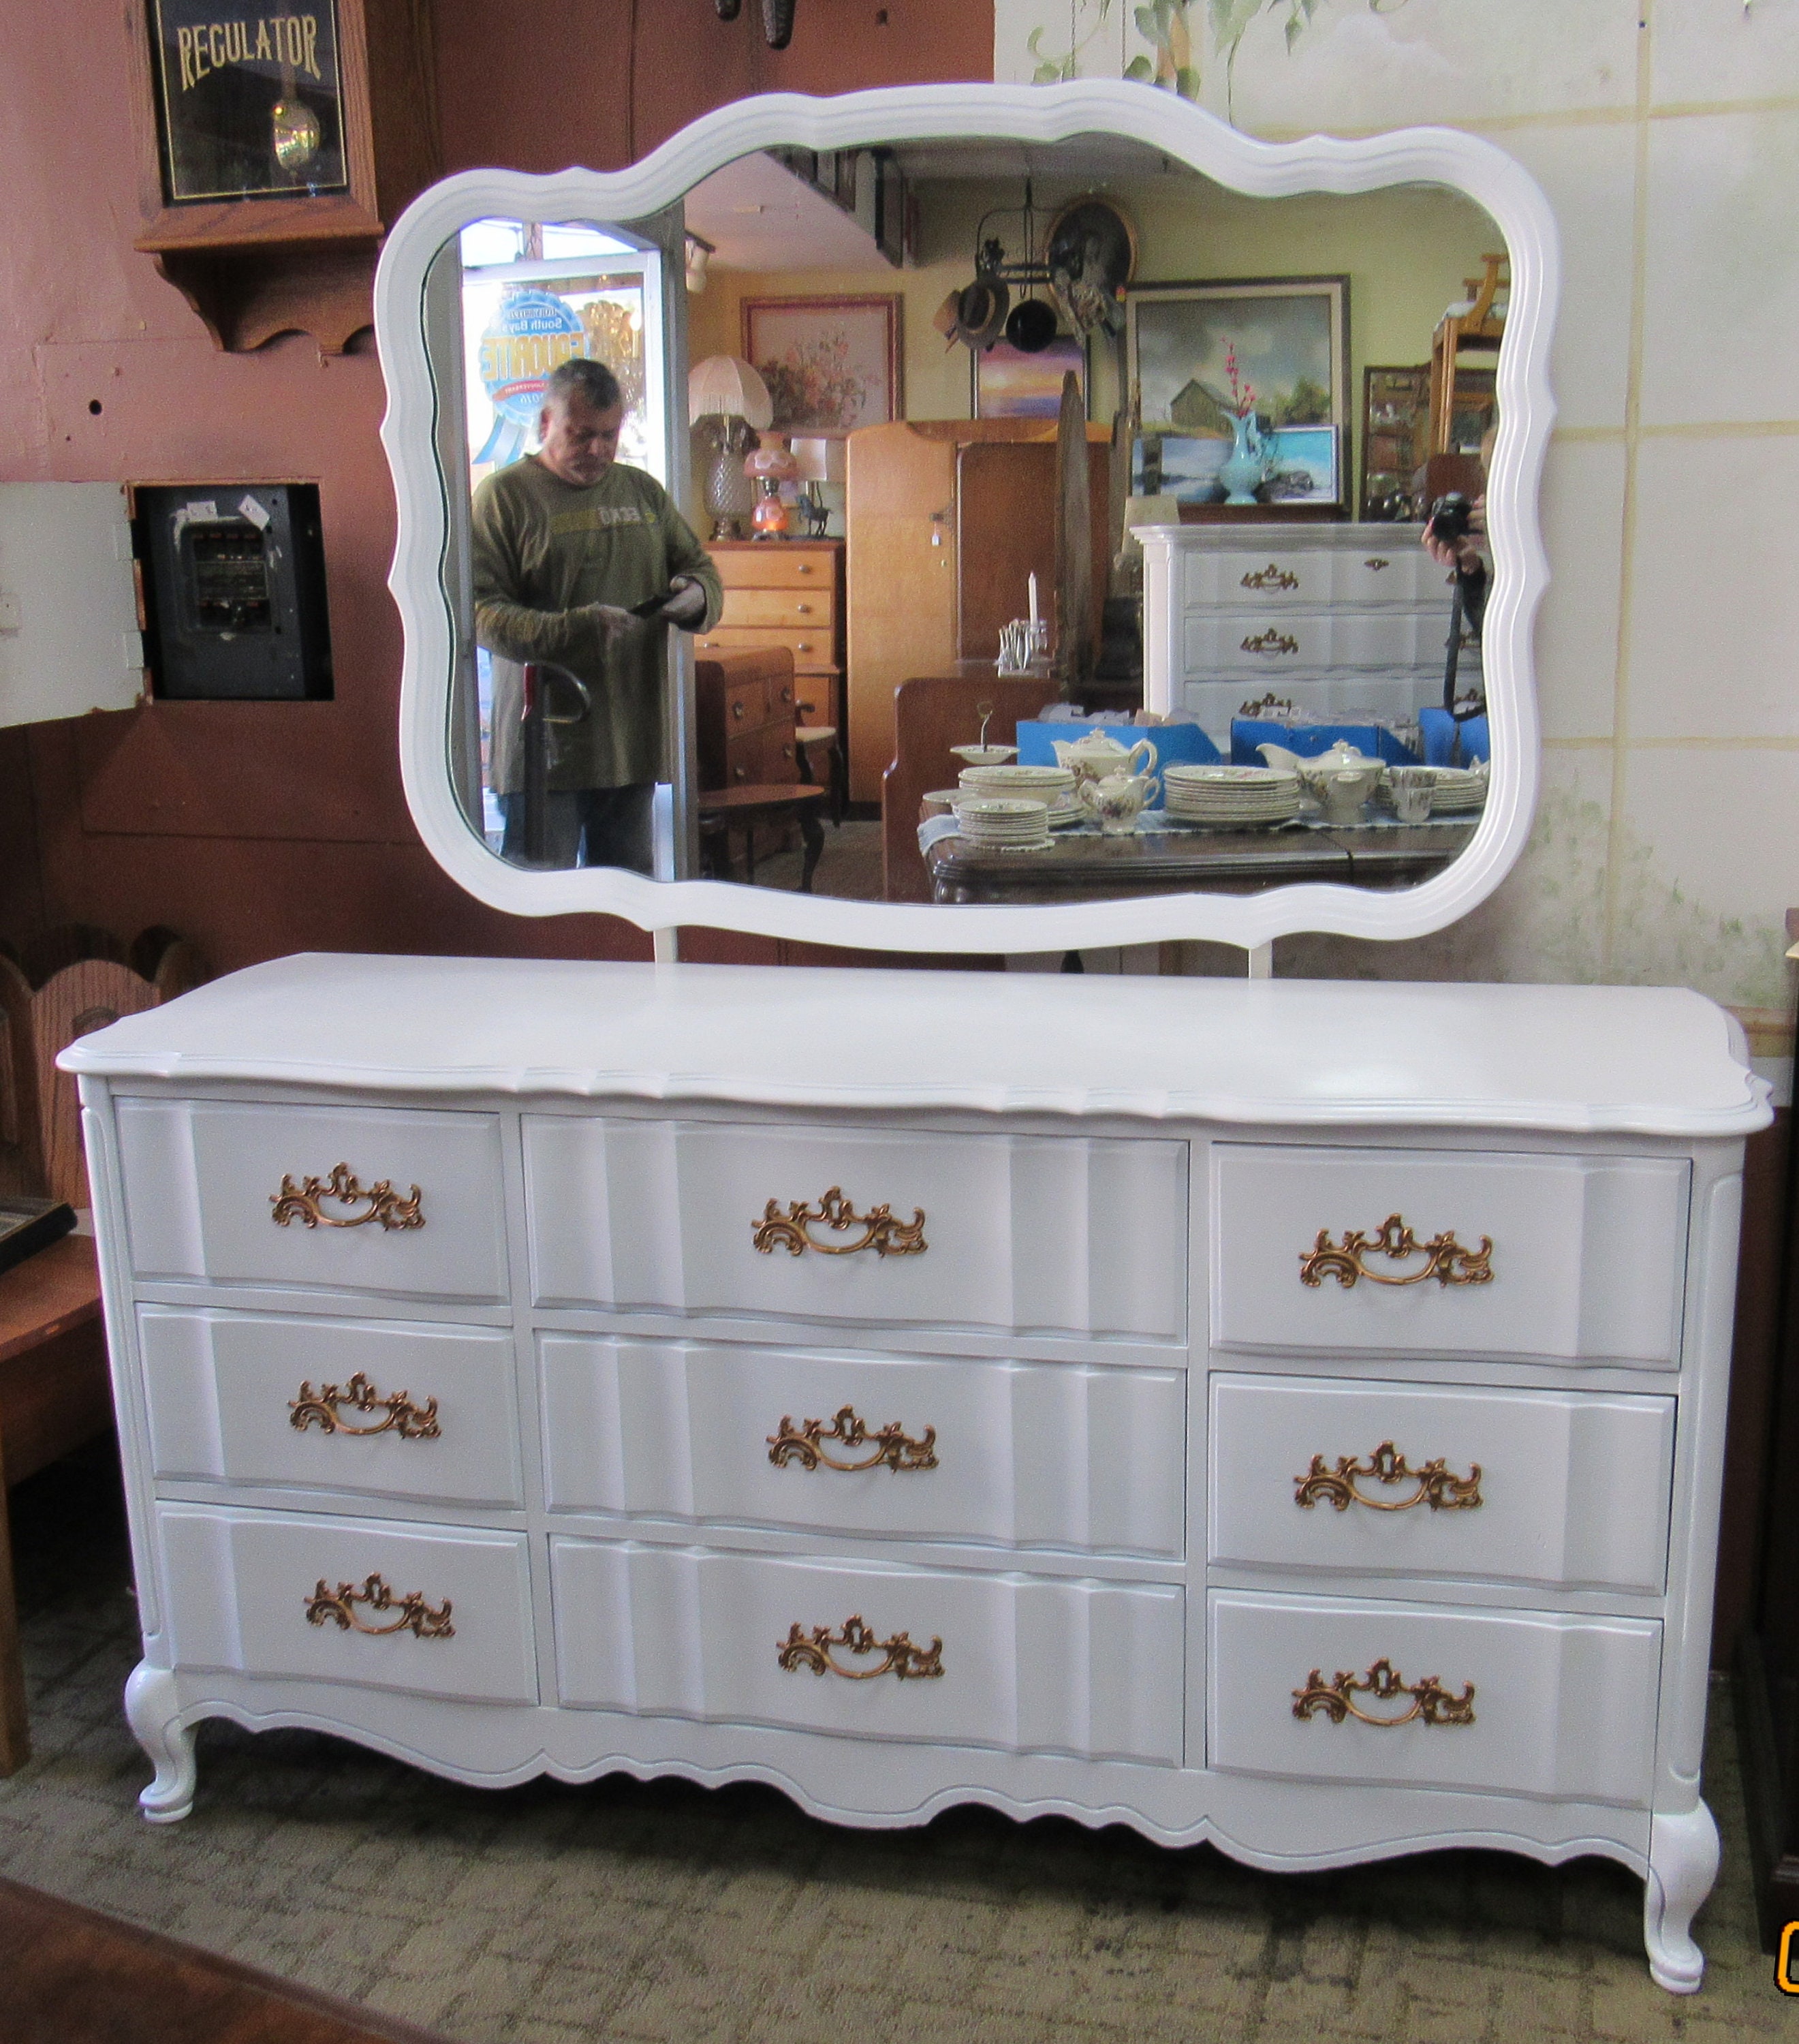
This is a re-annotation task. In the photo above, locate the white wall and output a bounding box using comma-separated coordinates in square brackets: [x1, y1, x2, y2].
[999, 1, 1799, 1008]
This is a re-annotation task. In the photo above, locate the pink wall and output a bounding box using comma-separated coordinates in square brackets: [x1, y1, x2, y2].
[0, 0, 995, 975]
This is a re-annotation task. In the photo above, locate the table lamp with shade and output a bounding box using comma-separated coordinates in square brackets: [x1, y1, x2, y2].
[688, 355, 772, 540]
[788, 435, 845, 538]
[744, 442, 801, 538]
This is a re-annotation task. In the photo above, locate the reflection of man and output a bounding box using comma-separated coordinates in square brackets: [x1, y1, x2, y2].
[471, 358, 721, 871]
[1420, 424, 1495, 640]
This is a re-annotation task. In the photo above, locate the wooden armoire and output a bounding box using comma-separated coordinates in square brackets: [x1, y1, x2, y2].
[844, 420, 1113, 803]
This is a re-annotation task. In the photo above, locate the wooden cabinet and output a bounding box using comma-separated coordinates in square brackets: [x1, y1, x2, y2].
[65, 956, 1765, 1992]
[693, 648, 798, 792]
[698, 542, 843, 740]
[845, 422, 1112, 803]
[1428, 253, 1506, 460]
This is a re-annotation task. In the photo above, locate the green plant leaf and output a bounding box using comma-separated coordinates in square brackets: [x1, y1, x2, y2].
[1284, 0, 1321, 49]
[1125, 52, 1155, 79]
[1176, 62, 1203, 97]
[1135, 3, 1158, 37]
[1208, 0, 1264, 57]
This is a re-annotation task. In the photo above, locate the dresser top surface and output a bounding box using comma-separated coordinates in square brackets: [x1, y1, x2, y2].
[60, 953, 1768, 1139]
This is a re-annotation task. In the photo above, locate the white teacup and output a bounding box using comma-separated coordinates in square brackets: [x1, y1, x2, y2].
[1387, 764, 1435, 824]
[1079, 769, 1160, 835]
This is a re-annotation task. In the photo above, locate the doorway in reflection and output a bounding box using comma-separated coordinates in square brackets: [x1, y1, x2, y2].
[437, 215, 682, 870]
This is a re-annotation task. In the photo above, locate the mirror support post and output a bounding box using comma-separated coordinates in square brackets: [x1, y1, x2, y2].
[1246, 943, 1274, 980]
[629, 200, 702, 882]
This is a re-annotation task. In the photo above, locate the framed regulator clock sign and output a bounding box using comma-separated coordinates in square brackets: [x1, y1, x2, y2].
[124, 0, 439, 354]
[147, 3, 351, 204]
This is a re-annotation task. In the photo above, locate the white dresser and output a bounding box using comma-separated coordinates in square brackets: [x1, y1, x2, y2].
[63, 954, 1767, 1992]
[1141, 521, 1478, 740]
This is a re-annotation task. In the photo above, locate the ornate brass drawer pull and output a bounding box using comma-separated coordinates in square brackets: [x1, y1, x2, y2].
[290, 1373, 441, 1441]
[1241, 563, 1300, 592]
[1293, 1658, 1475, 1728]
[1363, 556, 1392, 570]
[1295, 1441, 1482, 1513]
[1242, 628, 1301, 656]
[1300, 1213, 1492, 1289]
[272, 1164, 424, 1233]
[778, 1615, 943, 1682]
[304, 1573, 454, 1640]
[753, 1186, 926, 1258]
[768, 1404, 937, 1473]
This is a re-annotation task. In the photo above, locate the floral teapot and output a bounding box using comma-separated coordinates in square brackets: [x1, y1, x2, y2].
[1051, 728, 1159, 788]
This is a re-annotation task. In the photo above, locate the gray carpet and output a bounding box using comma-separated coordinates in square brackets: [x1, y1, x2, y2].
[0, 1440, 1787, 2042]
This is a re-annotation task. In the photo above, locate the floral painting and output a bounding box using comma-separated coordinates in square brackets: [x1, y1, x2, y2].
[741, 296, 903, 435]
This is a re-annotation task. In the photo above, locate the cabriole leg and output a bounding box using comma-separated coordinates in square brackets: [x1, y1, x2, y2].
[1644, 1801, 1719, 1992]
[124, 1662, 196, 1824]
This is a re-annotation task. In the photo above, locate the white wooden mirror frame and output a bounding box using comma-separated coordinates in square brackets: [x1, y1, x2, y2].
[375, 82, 1559, 955]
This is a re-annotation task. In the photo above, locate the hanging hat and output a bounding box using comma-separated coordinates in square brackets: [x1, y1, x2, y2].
[944, 272, 1010, 351]
[1046, 196, 1138, 339]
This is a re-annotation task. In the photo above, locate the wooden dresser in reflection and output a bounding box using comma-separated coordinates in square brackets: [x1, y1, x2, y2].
[694, 647, 799, 792]
[698, 540, 844, 748]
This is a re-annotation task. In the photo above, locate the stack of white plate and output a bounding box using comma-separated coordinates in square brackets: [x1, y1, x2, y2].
[958, 762, 1080, 823]
[952, 796, 1053, 850]
[1424, 766, 1488, 813]
[1162, 764, 1302, 827]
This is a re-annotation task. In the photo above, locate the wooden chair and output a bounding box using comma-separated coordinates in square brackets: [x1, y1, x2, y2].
[880, 670, 1060, 903]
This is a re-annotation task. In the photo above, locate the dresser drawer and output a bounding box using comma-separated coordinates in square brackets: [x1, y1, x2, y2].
[155, 1504, 537, 1704]
[1212, 1145, 1689, 1365]
[140, 1306, 525, 1509]
[1180, 548, 1437, 608]
[695, 626, 836, 671]
[539, 1336, 1185, 1556]
[719, 587, 836, 632]
[525, 1119, 1188, 1342]
[1208, 1591, 1659, 1806]
[720, 672, 794, 733]
[720, 724, 798, 787]
[715, 548, 834, 591]
[1209, 1375, 1674, 1594]
[1180, 608, 1446, 677]
[116, 1099, 509, 1305]
[550, 1541, 1184, 1764]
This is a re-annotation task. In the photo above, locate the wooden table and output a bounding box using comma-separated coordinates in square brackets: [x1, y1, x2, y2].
[924, 819, 1476, 903]
[0, 1235, 111, 1775]
[698, 783, 828, 891]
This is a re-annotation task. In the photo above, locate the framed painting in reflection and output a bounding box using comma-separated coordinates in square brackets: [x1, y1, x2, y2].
[742, 294, 903, 435]
[975, 336, 1087, 420]
[1127, 275, 1349, 513]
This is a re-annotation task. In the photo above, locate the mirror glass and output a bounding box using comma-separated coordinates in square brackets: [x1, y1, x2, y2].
[405, 110, 1525, 926]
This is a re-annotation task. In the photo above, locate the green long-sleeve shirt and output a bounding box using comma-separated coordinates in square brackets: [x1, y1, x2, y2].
[471, 455, 722, 792]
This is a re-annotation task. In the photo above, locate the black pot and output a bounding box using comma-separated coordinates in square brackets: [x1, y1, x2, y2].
[1005, 298, 1059, 354]
[762, 0, 796, 47]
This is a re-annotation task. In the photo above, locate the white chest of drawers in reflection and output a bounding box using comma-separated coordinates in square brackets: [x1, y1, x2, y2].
[1139, 521, 1480, 737]
[61, 955, 1767, 1994]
